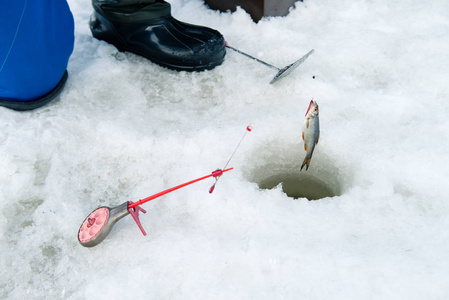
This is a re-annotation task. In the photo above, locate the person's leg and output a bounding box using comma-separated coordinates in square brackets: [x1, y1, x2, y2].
[0, 0, 74, 111]
[90, 0, 226, 71]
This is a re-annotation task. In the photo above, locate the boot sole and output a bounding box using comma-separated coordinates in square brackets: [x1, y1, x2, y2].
[112, 42, 226, 72]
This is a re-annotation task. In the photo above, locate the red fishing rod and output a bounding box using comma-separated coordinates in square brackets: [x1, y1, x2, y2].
[78, 168, 232, 247]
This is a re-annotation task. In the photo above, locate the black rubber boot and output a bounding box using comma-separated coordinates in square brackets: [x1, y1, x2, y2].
[90, 0, 226, 71]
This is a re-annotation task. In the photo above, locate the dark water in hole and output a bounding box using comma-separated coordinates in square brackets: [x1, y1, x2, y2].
[258, 173, 337, 200]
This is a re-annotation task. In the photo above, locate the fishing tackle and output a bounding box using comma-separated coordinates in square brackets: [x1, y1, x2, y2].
[225, 42, 314, 84]
[78, 168, 233, 247]
[78, 124, 253, 247]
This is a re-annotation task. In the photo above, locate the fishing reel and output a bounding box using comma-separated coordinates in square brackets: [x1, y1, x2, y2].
[78, 201, 146, 247]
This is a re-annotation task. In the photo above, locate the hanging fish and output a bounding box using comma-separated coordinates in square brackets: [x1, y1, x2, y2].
[301, 100, 320, 170]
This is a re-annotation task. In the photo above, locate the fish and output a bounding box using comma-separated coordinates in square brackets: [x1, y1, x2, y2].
[301, 100, 320, 170]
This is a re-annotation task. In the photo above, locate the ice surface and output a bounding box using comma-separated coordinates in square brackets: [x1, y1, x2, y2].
[1, 0, 449, 299]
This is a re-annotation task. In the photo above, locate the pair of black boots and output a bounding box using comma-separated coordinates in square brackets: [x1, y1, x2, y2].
[91, 0, 226, 71]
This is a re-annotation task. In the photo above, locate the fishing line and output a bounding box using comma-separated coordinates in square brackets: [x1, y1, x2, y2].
[223, 124, 252, 170]
[209, 124, 252, 193]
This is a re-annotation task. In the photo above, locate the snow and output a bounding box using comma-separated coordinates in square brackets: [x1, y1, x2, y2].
[1, 0, 449, 299]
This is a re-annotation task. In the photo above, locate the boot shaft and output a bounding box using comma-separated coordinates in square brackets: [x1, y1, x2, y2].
[93, 0, 170, 22]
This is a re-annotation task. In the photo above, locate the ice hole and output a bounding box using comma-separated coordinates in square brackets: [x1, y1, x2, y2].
[243, 143, 346, 200]
[258, 172, 337, 200]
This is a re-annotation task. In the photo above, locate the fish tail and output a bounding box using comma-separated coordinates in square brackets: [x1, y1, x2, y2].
[301, 157, 311, 171]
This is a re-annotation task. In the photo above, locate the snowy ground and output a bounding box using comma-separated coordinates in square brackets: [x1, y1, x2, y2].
[1, 0, 449, 299]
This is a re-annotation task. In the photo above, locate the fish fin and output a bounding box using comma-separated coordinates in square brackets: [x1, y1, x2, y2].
[301, 158, 310, 171]
[304, 143, 308, 151]
[306, 118, 309, 128]
[302, 132, 304, 141]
